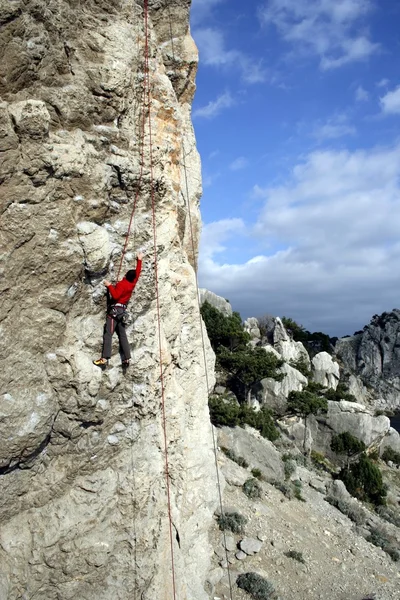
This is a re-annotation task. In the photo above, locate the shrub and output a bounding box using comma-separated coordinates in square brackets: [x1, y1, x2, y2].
[293, 479, 306, 502]
[243, 478, 262, 499]
[217, 511, 247, 534]
[208, 396, 279, 443]
[270, 480, 293, 499]
[208, 396, 240, 428]
[289, 356, 311, 378]
[251, 468, 263, 479]
[331, 432, 366, 467]
[220, 446, 249, 468]
[367, 527, 400, 562]
[236, 572, 276, 600]
[284, 459, 297, 480]
[284, 550, 305, 564]
[287, 390, 328, 417]
[339, 454, 387, 506]
[325, 496, 366, 526]
[376, 505, 400, 528]
[382, 447, 400, 466]
[324, 384, 357, 403]
[310, 450, 335, 474]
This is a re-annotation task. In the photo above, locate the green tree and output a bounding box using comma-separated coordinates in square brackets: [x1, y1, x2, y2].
[339, 454, 387, 506]
[200, 301, 250, 352]
[287, 390, 328, 453]
[219, 346, 284, 405]
[331, 431, 366, 468]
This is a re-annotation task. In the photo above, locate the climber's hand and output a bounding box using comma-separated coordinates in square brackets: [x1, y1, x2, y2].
[137, 252, 144, 261]
[103, 280, 111, 287]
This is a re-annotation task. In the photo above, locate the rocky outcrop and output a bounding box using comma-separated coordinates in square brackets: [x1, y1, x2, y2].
[257, 361, 308, 414]
[244, 317, 261, 339]
[312, 351, 340, 389]
[0, 2, 217, 599]
[336, 310, 400, 409]
[279, 401, 390, 457]
[273, 318, 311, 368]
[199, 288, 233, 316]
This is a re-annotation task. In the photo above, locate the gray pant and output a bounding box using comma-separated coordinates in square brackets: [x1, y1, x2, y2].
[102, 307, 130, 360]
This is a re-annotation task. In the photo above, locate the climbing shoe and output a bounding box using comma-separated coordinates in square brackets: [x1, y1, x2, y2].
[122, 360, 130, 368]
[93, 358, 108, 367]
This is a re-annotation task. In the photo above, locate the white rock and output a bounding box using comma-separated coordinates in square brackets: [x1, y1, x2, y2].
[312, 352, 340, 390]
[239, 537, 263, 555]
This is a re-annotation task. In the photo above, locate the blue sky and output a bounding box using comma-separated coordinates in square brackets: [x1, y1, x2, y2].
[190, 0, 400, 336]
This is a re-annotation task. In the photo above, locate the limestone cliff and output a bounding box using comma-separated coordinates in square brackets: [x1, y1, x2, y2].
[0, 2, 217, 599]
[336, 310, 400, 410]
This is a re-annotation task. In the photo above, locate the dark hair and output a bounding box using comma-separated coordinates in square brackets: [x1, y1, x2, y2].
[125, 269, 136, 282]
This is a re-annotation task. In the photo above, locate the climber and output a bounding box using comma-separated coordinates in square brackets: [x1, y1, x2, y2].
[93, 251, 144, 368]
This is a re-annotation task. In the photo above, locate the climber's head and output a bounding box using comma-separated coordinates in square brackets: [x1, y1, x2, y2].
[125, 269, 136, 283]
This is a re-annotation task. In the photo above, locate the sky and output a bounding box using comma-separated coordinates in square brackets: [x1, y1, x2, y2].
[189, 0, 400, 337]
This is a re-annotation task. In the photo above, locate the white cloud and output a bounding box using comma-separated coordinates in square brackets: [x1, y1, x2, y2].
[193, 91, 234, 119]
[230, 157, 248, 171]
[259, 0, 379, 70]
[200, 218, 245, 259]
[193, 27, 267, 83]
[376, 78, 389, 88]
[199, 144, 400, 335]
[312, 113, 356, 141]
[380, 85, 400, 115]
[355, 85, 369, 101]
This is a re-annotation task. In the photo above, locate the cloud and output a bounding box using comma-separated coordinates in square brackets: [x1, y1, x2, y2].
[312, 113, 356, 141]
[193, 27, 267, 83]
[380, 85, 400, 115]
[193, 91, 234, 119]
[355, 85, 369, 102]
[199, 143, 400, 336]
[376, 78, 389, 88]
[200, 218, 245, 259]
[230, 157, 248, 171]
[259, 0, 379, 70]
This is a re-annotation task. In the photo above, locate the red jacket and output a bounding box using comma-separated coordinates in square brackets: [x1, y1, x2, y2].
[106, 260, 142, 305]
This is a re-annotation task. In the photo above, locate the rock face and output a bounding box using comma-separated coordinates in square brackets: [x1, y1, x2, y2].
[199, 288, 233, 316]
[336, 310, 400, 409]
[0, 2, 218, 599]
[312, 351, 340, 389]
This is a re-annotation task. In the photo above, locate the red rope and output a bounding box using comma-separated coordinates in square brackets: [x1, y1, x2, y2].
[144, 1, 178, 598]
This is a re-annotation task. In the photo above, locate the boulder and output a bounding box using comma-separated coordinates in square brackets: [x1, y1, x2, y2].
[312, 352, 340, 390]
[239, 537, 263, 555]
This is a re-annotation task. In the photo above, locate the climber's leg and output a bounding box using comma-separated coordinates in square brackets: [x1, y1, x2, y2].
[116, 317, 131, 363]
[94, 315, 115, 364]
